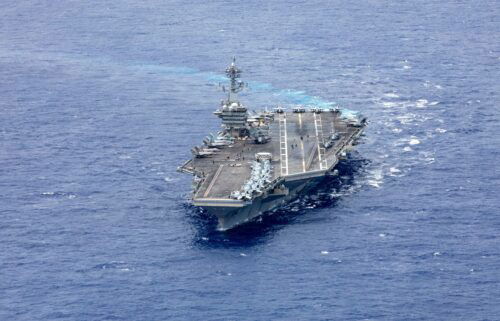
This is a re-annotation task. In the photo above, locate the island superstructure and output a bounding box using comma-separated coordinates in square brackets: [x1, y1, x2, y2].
[178, 59, 367, 230]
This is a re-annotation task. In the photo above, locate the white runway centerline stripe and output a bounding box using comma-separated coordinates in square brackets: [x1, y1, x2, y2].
[279, 115, 289, 176]
[313, 113, 328, 170]
[298, 113, 306, 172]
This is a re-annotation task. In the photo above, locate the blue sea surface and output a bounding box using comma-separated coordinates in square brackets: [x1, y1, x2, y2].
[1, 1, 499, 320]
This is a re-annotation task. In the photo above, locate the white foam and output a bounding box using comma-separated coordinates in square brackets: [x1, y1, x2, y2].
[424, 157, 435, 164]
[429, 101, 440, 106]
[396, 114, 416, 124]
[321, 251, 329, 255]
[415, 99, 428, 108]
[435, 128, 447, 133]
[392, 128, 402, 133]
[240, 253, 247, 257]
[379, 233, 386, 237]
[409, 138, 420, 145]
[382, 101, 398, 108]
[388, 167, 403, 177]
[384, 92, 400, 98]
[367, 169, 384, 188]
[403, 146, 413, 152]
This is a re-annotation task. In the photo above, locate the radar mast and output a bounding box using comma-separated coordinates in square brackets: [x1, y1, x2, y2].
[213, 58, 249, 138]
[225, 57, 245, 104]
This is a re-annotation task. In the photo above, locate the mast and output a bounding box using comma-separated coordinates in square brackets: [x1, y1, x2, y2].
[225, 57, 245, 104]
[214, 58, 249, 138]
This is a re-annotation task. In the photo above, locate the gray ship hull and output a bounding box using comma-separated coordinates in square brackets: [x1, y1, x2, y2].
[203, 174, 324, 230]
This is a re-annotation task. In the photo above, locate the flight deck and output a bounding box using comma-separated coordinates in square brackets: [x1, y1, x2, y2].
[181, 110, 361, 200]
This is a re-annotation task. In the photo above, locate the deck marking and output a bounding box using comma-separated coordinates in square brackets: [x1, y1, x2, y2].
[204, 164, 223, 197]
[313, 113, 328, 170]
[300, 140, 306, 172]
[298, 113, 306, 171]
[331, 113, 336, 136]
[278, 114, 289, 176]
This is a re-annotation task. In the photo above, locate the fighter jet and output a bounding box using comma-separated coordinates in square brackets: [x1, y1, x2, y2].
[292, 106, 306, 113]
[203, 133, 234, 148]
[273, 106, 285, 113]
[191, 146, 219, 158]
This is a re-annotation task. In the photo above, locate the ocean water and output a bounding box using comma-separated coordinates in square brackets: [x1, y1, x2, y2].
[1, 1, 499, 320]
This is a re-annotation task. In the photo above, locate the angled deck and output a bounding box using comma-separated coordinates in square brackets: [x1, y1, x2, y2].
[181, 111, 361, 201]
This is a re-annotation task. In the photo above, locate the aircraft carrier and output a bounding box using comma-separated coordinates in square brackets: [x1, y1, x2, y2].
[178, 59, 367, 230]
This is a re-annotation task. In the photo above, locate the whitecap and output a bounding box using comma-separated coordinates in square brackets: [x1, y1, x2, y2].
[415, 99, 428, 108]
[396, 114, 415, 124]
[240, 253, 247, 257]
[379, 233, 386, 237]
[388, 167, 403, 177]
[392, 128, 402, 133]
[435, 128, 447, 133]
[321, 251, 329, 255]
[382, 101, 398, 108]
[164, 177, 175, 182]
[403, 146, 413, 152]
[409, 138, 420, 145]
[424, 157, 435, 164]
[366, 168, 384, 188]
[384, 93, 399, 98]
[372, 169, 383, 180]
[429, 101, 440, 106]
